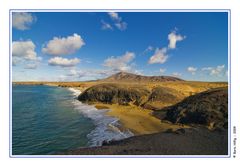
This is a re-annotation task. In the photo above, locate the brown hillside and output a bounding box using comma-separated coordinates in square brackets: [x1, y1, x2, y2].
[78, 83, 183, 108]
[154, 87, 228, 130]
[103, 72, 184, 82]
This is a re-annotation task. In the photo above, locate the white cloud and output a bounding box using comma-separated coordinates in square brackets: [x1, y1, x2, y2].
[68, 69, 112, 77]
[103, 52, 135, 71]
[12, 57, 22, 66]
[107, 12, 127, 31]
[159, 68, 166, 73]
[147, 29, 185, 65]
[148, 48, 168, 64]
[115, 22, 127, 31]
[225, 70, 228, 76]
[12, 12, 36, 30]
[64, 69, 117, 81]
[168, 31, 185, 49]
[201, 65, 225, 76]
[12, 40, 39, 61]
[68, 69, 78, 76]
[24, 64, 38, 69]
[58, 75, 68, 82]
[210, 65, 225, 76]
[48, 57, 80, 67]
[101, 20, 113, 30]
[142, 46, 154, 54]
[108, 12, 121, 21]
[146, 46, 154, 52]
[172, 72, 182, 77]
[63, 68, 144, 81]
[42, 33, 85, 56]
[201, 67, 213, 71]
[187, 66, 197, 75]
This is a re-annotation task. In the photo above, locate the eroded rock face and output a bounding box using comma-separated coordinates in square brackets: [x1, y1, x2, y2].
[78, 83, 151, 106]
[143, 87, 183, 110]
[78, 83, 182, 108]
[154, 87, 228, 129]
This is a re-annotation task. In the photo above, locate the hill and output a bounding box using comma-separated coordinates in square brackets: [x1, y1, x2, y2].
[78, 83, 184, 109]
[153, 87, 228, 130]
[103, 72, 184, 82]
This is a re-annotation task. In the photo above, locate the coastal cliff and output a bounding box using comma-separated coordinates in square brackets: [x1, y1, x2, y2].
[78, 83, 184, 109]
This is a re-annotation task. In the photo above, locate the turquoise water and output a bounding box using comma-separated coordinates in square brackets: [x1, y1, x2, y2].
[12, 85, 133, 155]
[12, 85, 95, 155]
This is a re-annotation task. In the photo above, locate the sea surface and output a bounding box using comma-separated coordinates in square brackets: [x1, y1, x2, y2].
[12, 85, 133, 155]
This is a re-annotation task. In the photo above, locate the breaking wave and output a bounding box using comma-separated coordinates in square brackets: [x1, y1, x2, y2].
[68, 88, 134, 146]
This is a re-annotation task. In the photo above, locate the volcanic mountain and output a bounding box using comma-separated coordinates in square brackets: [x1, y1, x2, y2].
[102, 72, 184, 82]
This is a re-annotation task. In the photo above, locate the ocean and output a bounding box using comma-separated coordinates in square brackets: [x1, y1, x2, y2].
[12, 85, 133, 155]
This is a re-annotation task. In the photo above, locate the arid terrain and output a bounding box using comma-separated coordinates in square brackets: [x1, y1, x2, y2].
[14, 72, 228, 155]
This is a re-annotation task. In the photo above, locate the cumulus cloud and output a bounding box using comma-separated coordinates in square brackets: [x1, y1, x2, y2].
[48, 57, 80, 67]
[108, 12, 121, 21]
[42, 33, 85, 56]
[12, 57, 22, 66]
[115, 22, 127, 31]
[12, 12, 36, 30]
[101, 20, 113, 30]
[107, 12, 127, 31]
[159, 68, 166, 74]
[12, 40, 39, 61]
[172, 72, 182, 77]
[210, 65, 225, 76]
[187, 66, 197, 75]
[61, 67, 144, 81]
[201, 67, 213, 71]
[103, 52, 135, 71]
[24, 64, 38, 69]
[68, 69, 78, 76]
[148, 48, 168, 64]
[58, 75, 68, 82]
[67, 69, 115, 79]
[168, 31, 185, 49]
[142, 46, 154, 56]
[147, 29, 185, 64]
[201, 65, 225, 76]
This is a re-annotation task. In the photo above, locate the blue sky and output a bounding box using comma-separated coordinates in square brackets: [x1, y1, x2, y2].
[12, 12, 228, 82]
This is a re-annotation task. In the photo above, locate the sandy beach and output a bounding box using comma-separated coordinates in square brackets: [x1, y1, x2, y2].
[95, 103, 186, 135]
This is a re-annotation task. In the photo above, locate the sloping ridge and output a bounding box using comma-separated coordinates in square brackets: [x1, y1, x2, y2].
[103, 72, 184, 82]
[154, 87, 228, 130]
[62, 127, 227, 155]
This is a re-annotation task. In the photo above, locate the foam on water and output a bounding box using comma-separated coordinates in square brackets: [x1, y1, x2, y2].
[68, 88, 134, 146]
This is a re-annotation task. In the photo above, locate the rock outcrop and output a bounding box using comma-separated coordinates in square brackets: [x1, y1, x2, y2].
[78, 83, 150, 106]
[78, 83, 183, 108]
[154, 87, 228, 129]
